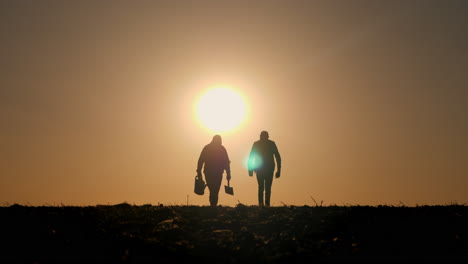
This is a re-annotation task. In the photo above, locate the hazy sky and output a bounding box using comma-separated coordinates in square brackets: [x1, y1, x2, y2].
[1, 0, 467, 206]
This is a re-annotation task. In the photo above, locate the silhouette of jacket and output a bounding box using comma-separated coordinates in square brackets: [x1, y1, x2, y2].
[248, 138, 281, 172]
[197, 140, 231, 175]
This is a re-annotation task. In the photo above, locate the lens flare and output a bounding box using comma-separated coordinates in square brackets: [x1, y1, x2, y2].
[246, 151, 263, 171]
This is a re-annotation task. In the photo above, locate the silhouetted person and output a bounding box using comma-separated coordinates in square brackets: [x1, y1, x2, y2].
[248, 131, 281, 207]
[197, 135, 231, 207]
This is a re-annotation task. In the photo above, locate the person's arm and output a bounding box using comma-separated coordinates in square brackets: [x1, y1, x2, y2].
[196, 147, 206, 178]
[273, 142, 282, 178]
[224, 147, 231, 180]
[247, 143, 256, 176]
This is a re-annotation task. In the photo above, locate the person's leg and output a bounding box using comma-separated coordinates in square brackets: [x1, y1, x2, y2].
[264, 169, 274, 206]
[205, 173, 222, 207]
[256, 171, 265, 207]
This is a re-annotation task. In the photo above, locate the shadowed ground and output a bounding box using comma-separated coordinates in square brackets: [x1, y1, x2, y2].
[1, 204, 467, 263]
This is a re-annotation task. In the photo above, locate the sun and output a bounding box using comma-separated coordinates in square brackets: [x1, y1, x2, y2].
[195, 87, 247, 133]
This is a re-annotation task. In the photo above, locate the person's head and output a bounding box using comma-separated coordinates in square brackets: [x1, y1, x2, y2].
[212, 135, 222, 145]
[260, 131, 269, 141]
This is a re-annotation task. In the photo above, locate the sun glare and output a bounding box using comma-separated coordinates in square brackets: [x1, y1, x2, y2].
[196, 87, 247, 133]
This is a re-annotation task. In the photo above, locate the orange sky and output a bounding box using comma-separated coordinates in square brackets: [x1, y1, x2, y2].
[1, 1, 467, 206]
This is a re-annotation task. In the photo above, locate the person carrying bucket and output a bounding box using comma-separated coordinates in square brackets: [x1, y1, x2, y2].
[196, 135, 231, 207]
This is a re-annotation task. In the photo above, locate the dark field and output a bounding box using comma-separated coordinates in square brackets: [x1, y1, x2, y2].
[1, 204, 467, 263]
